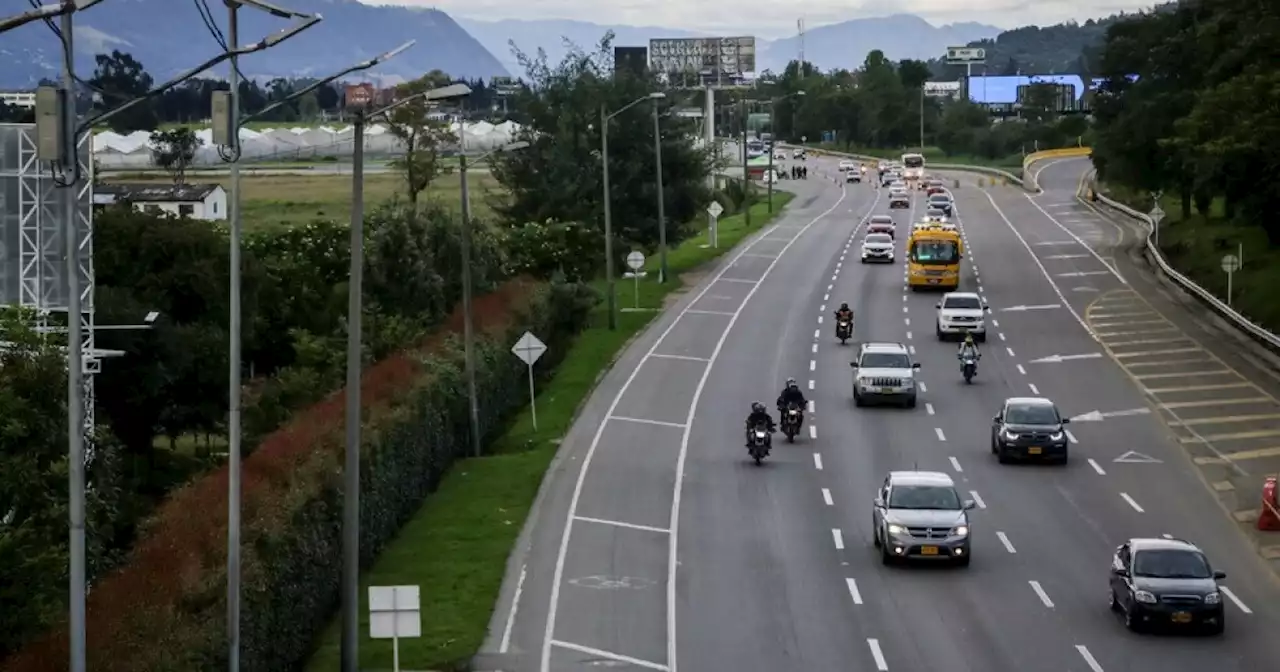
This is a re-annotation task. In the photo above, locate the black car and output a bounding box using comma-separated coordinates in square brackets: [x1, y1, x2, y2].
[1109, 538, 1226, 635]
[928, 194, 953, 216]
[991, 397, 1070, 463]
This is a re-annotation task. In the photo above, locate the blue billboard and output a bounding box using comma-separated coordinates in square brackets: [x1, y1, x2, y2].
[967, 74, 1138, 104]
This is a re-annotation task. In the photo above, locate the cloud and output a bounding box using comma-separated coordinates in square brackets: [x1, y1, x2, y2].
[372, 0, 1157, 32]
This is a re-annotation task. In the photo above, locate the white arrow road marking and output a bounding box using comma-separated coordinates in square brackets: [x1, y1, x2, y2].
[1114, 451, 1162, 463]
[1072, 408, 1152, 421]
[1030, 353, 1104, 363]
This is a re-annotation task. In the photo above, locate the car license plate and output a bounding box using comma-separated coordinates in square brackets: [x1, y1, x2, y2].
[928, 279, 939, 284]
[875, 387, 892, 393]
[1028, 447, 1042, 455]
[920, 546, 939, 555]
[1172, 611, 1192, 623]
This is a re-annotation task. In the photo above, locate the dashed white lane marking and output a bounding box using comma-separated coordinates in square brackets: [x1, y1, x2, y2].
[822, 488, 834, 506]
[1006, 346, 1015, 357]
[1029, 580, 1055, 608]
[997, 531, 1017, 553]
[998, 332, 1007, 341]
[812, 343, 818, 353]
[827, 283, 833, 291]
[1065, 429, 1078, 444]
[808, 400, 815, 412]
[1016, 364, 1027, 375]
[969, 490, 986, 508]
[919, 382, 928, 393]
[814, 329, 820, 339]
[902, 306, 908, 313]
[810, 359, 816, 371]
[818, 316, 824, 324]
[831, 528, 845, 550]
[1028, 383, 1040, 394]
[867, 639, 889, 671]
[846, 578, 864, 605]
[820, 304, 826, 312]
[992, 319, 1000, 327]
[1075, 645, 1104, 672]
[1088, 458, 1107, 475]
[935, 428, 947, 441]
[813, 453, 824, 470]
[824, 293, 829, 301]
[908, 345, 916, 355]
[1120, 492, 1145, 513]
[926, 402, 935, 415]
[809, 425, 817, 439]
[1221, 586, 1252, 614]
[906, 330, 913, 340]
[808, 379, 815, 390]
[1162, 533, 1174, 539]
[949, 456, 963, 472]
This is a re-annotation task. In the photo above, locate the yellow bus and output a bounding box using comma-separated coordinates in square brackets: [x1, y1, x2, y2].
[906, 224, 963, 290]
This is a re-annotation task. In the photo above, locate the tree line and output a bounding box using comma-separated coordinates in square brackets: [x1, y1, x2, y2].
[1, 33, 732, 666]
[1090, 0, 1280, 245]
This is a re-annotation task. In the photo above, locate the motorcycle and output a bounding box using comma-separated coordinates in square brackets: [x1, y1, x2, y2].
[747, 423, 772, 465]
[781, 403, 804, 443]
[961, 356, 978, 384]
[835, 318, 852, 344]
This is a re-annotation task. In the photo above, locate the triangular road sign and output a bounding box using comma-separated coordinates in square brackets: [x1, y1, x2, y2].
[1114, 451, 1162, 464]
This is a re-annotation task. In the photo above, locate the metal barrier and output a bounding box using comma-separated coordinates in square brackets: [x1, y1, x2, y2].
[1086, 171, 1280, 352]
[787, 144, 1034, 192]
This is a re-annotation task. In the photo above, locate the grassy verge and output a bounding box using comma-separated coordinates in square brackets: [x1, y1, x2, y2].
[802, 143, 1025, 174]
[303, 191, 795, 672]
[1100, 185, 1279, 333]
[107, 171, 504, 233]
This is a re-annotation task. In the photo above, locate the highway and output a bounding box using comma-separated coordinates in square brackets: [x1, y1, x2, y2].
[481, 151, 1280, 671]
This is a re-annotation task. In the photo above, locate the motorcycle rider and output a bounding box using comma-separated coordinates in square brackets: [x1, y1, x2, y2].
[776, 377, 807, 416]
[957, 332, 981, 367]
[745, 401, 776, 447]
[834, 302, 854, 324]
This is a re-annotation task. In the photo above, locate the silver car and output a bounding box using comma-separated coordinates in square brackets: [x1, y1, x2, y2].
[851, 342, 919, 408]
[872, 470, 975, 566]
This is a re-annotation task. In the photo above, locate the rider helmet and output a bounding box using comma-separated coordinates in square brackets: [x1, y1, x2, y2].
[752, 401, 766, 414]
[840, 302, 850, 310]
[964, 332, 975, 345]
[786, 377, 797, 389]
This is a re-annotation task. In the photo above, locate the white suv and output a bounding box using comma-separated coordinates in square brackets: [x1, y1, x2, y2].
[851, 342, 920, 408]
[936, 291, 989, 341]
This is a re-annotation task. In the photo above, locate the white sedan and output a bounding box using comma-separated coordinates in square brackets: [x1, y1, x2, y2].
[839, 159, 855, 171]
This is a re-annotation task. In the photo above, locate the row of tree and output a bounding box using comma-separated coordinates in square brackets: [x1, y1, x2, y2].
[1090, 0, 1279, 244]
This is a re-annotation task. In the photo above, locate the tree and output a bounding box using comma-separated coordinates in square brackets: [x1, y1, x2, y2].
[149, 127, 203, 185]
[88, 50, 158, 133]
[386, 70, 458, 212]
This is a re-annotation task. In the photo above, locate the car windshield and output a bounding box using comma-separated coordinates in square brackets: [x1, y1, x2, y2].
[926, 209, 946, 218]
[871, 216, 893, 224]
[910, 240, 959, 263]
[1005, 403, 1060, 425]
[860, 352, 910, 369]
[944, 296, 982, 310]
[865, 234, 891, 244]
[930, 197, 951, 204]
[1133, 549, 1213, 579]
[888, 485, 961, 510]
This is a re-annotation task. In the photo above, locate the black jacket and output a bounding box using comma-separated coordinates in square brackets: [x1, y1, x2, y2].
[834, 309, 853, 322]
[777, 387, 807, 409]
[746, 411, 775, 430]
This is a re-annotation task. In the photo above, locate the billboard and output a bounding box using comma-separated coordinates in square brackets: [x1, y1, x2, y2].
[946, 46, 986, 64]
[924, 81, 961, 98]
[614, 46, 648, 77]
[1017, 83, 1076, 112]
[490, 76, 519, 97]
[649, 37, 756, 85]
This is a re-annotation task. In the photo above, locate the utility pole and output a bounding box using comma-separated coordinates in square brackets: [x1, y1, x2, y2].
[740, 96, 750, 228]
[225, 6, 243, 669]
[652, 102, 667, 282]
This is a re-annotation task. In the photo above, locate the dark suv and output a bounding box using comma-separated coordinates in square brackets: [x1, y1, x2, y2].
[1109, 538, 1227, 635]
[991, 397, 1070, 464]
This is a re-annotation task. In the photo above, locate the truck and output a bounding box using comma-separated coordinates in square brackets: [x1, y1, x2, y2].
[906, 223, 963, 291]
[901, 152, 926, 185]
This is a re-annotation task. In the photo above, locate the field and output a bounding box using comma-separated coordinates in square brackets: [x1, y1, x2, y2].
[109, 169, 505, 232]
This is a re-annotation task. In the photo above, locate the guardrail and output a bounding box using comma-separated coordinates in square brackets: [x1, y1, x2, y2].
[1021, 147, 1092, 191]
[1086, 172, 1280, 352]
[787, 144, 1033, 192]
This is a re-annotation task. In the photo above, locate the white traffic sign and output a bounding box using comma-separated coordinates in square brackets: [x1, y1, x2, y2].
[707, 201, 724, 218]
[626, 250, 646, 271]
[1114, 451, 1162, 464]
[511, 331, 546, 365]
[1029, 352, 1103, 363]
[1221, 254, 1240, 273]
[512, 331, 547, 429]
[1148, 204, 1165, 224]
[707, 201, 723, 248]
[1071, 407, 1151, 422]
[369, 585, 421, 672]
[946, 46, 986, 63]
[1001, 304, 1061, 312]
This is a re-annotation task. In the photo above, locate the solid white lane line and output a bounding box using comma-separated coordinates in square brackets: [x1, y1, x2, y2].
[1120, 492, 1145, 513]
[969, 490, 987, 508]
[1028, 383, 1040, 394]
[832, 528, 845, 550]
[1029, 580, 1055, 608]
[926, 402, 935, 415]
[813, 453, 823, 470]
[822, 488, 834, 506]
[867, 639, 889, 671]
[499, 564, 528, 652]
[1017, 364, 1027, 375]
[949, 456, 963, 472]
[1221, 586, 1252, 614]
[1075, 645, 1105, 672]
[550, 641, 668, 671]
[1088, 458, 1107, 475]
[997, 531, 1017, 553]
[810, 425, 817, 439]
[935, 427, 947, 441]
[846, 578, 863, 605]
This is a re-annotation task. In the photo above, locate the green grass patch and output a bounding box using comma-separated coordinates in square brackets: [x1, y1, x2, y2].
[303, 191, 794, 672]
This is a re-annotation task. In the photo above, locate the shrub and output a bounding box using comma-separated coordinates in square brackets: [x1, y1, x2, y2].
[5, 279, 596, 672]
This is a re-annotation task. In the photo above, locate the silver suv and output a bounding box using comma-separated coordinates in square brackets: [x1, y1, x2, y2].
[850, 342, 919, 408]
[872, 470, 975, 566]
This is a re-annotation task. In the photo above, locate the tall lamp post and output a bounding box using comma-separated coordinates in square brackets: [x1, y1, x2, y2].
[459, 140, 529, 458]
[340, 81, 472, 672]
[764, 91, 805, 213]
[918, 85, 926, 151]
[651, 101, 669, 283]
[600, 92, 666, 330]
[739, 96, 750, 228]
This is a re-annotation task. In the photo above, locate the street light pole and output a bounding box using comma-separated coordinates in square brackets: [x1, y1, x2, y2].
[600, 104, 616, 330]
[919, 86, 925, 151]
[225, 7, 243, 671]
[652, 101, 667, 283]
[740, 96, 750, 228]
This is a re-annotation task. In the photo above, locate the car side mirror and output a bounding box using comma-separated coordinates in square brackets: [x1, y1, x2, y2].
[984, 306, 992, 313]
[993, 415, 1002, 424]
[1061, 418, 1071, 424]
[1113, 567, 1129, 577]
[912, 363, 921, 369]
[935, 302, 942, 309]
[1214, 570, 1227, 580]
[873, 497, 884, 508]
[962, 499, 976, 510]
[849, 362, 858, 369]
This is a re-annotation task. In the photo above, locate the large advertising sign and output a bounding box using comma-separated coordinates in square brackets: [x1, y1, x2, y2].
[649, 37, 756, 85]
[946, 46, 986, 64]
[924, 81, 961, 98]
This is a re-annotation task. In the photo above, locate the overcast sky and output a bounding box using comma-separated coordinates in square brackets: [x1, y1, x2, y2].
[374, 0, 1158, 33]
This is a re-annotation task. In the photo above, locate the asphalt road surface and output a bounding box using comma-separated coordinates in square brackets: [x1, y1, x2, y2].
[478, 152, 1280, 672]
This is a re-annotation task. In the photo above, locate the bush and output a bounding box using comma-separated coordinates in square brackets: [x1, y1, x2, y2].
[5, 279, 595, 672]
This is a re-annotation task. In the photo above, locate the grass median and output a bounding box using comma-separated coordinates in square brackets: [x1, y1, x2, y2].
[304, 190, 795, 671]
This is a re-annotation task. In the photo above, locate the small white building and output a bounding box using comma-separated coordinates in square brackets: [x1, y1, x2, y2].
[93, 183, 228, 221]
[1, 91, 36, 109]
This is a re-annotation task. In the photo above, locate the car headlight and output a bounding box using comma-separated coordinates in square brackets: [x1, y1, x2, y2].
[1134, 590, 1157, 604]
[887, 524, 906, 535]
[1204, 592, 1221, 605]
[1003, 430, 1019, 440]
[1049, 431, 1064, 442]
[953, 525, 969, 537]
